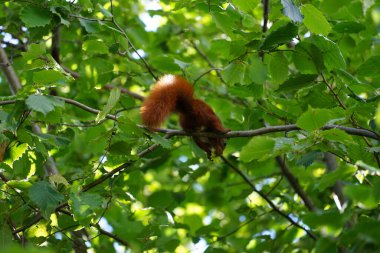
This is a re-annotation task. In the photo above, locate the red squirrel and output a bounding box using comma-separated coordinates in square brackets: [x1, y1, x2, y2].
[141, 75, 229, 159]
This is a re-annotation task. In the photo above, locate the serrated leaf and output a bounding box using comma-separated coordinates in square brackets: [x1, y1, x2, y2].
[281, 0, 303, 23]
[277, 74, 318, 91]
[71, 192, 103, 223]
[20, 6, 52, 28]
[109, 141, 133, 155]
[311, 36, 346, 71]
[26, 95, 64, 115]
[333, 21, 365, 34]
[344, 185, 378, 209]
[7, 180, 33, 190]
[29, 181, 64, 218]
[79, 19, 102, 33]
[260, 22, 298, 50]
[3, 143, 28, 167]
[82, 40, 109, 55]
[222, 61, 246, 85]
[97, 3, 113, 17]
[96, 88, 120, 123]
[151, 133, 172, 149]
[296, 108, 336, 131]
[357, 56, 380, 81]
[240, 136, 275, 162]
[269, 53, 288, 84]
[321, 129, 354, 143]
[21, 43, 46, 61]
[301, 4, 331, 35]
[296, 150, 321, 167]
[118, 115, 144, 137]
[49, 174, 69, 187]
[293, 41, 324, 74]
[231, 0, 259, 12]
[150, 56, 181, 72]
[318, 166, 356, 191]
[33, 69, 67, 84]
[246, 56, 267, 85]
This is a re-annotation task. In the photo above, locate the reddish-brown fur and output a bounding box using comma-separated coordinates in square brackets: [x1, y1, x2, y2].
[141, 75, 228, 159]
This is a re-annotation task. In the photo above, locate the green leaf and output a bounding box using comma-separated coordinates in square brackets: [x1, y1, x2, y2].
[260, 22, 298, 50]
[97, 3, 113, 17]
[82, 40, 109, 55]
[147, 190, 175, 208]
[281, 0, 303, 23]
[26, 95, 64, 115]
[20, 6, 52, 28]
[333, 21, 365, 34]
[344, 184, 379, 209]
[151, 133, 172, 149]
[376, 102, 380, 127]
[246, 56, 267, 85]
[317, 165, 356, 191]
[296, 150, 321, 167]
[311, 36, 346, 71]
[357, 55, 380, 81]
[3, 143, 28, 167]
[96, 88, 120, 123]
[150, 55, 181, 72]
[230, 0, 259, 12]
[71, 192, 103, 223]
[269, 53, 288, 84]
[293, 41, 324, 74]
[118, 115, 144, 137]
[7, 180, 33, 190]
[29, 181, 64, 218]
[21, 43, 46, 60]
[33, 70, 67, 84]
[108, 141, 133, 155]
[240, 136, 275, 162]
[79, 19, 101, 33]
[296, 108, 336, 131]
[301, 4, 331, 35]
[49, 174, 70, 187]
[277, 74, 317, 91]
[321, 129, 354, 143]
[222, 61, 246, 85]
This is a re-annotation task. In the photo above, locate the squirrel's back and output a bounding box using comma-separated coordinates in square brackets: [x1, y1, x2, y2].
[141, 75, 194, 128]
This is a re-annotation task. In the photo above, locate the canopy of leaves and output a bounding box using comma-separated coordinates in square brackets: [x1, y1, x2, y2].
[0, 0, 379, 252]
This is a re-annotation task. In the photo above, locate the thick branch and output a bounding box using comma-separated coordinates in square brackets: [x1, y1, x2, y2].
[0, 46, 22, 94]
[1, 98, 379, 140]
[276, 156, 316, 211]
[221, 156, 317, 240]
[262, 0, 270, 33]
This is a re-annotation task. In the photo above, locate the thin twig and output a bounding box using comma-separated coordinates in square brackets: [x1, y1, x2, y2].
[110, 0, 157, 80]
[221, 156, 317, 240]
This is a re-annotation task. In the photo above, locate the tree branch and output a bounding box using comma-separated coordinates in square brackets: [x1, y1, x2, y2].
[0, 47, 58, 175]
[95, 225, 129, 247]
[1, 97, 379, 140]
[221, 156, 317, 240]
[12, 137, 167, 235]
[0, 46, 22, 94]
[262, 0, 270, 33]
[220, 156, 317, 240]
[276, 156, 316, 211]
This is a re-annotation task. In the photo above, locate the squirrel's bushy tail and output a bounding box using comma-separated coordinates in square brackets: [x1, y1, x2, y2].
[141, 75, 194, 128]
